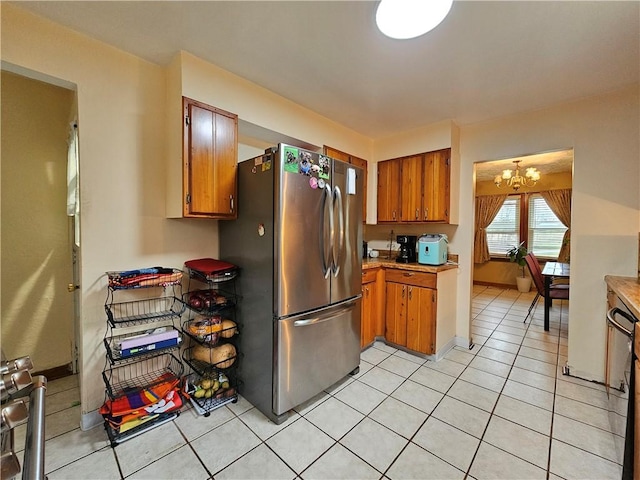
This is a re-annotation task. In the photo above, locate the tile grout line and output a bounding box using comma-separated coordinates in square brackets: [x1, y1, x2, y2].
[545, 299, 567, 479]
[464, 290, 553, 478]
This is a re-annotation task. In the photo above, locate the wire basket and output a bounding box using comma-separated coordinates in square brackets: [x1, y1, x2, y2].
[182, 289, 237, 315]
[184, 371, 238, 415]
[102, 353, 183, 400]
[182, 343, 238, 377]
[107, 268, 183, 290]
[105, 296, 184, 328]
[104, 326, 182, 364]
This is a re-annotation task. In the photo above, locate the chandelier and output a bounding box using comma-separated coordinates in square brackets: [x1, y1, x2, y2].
[494, 160, 541, 191]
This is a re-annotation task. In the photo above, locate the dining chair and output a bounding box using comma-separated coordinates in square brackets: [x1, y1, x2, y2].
[523, 253, 569, 323]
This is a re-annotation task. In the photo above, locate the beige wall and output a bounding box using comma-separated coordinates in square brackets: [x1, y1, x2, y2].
[365, 89, 639, 378]
[1, 71, 75, 370]
[2, 5, 226, 424]
[461, 86, 639, 381]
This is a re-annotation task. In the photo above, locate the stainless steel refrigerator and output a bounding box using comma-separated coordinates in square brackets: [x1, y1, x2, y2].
[220, 143, 363, 424]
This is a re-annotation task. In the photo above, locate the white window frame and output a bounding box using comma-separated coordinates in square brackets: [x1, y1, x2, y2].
[485, 193, 566, 260]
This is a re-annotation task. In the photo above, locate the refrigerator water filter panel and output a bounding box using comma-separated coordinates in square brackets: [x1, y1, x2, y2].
[347, 167, 356, 194]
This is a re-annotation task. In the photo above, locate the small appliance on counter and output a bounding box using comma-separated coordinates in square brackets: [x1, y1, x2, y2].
[396, 235, 417, 263]
[418, 234, 448, 265]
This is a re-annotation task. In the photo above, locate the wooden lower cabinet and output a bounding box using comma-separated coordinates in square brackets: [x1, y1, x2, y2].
[385, 270, 437, 355]
[405, 286, 436, 354]
[385, 283, 407, 346]
[361, 268, 384, 348]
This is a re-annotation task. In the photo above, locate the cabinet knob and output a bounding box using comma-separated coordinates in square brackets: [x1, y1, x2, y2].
[68, 283, 79, 292]
[402, 285, 405, 298]
[415, 209, 419, 220]
[230, 195, 234, 213]
[392, 210, 396, 221]
[424, 208, 428, 220]
[408, 286, 413, 300]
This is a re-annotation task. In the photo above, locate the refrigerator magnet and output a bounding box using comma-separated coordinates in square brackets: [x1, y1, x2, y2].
[318, 156, 330, 180]
[299, 151, 312, 175]
[317, 178, 325, 189]
[284, 146, 299, 173]
[262, 160, 271, 171]
[309, 177, 318, 189]
[257, 223, 265, 237]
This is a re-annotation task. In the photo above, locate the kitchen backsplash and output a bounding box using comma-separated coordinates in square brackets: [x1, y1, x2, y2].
[364, 224, 459, 258]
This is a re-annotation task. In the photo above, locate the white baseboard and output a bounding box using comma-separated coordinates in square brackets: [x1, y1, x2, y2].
[80, 409, 102, 431]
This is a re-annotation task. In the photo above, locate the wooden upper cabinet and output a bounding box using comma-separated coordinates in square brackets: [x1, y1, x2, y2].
[423, 149, 450, 222]
[377, 159, 401, 222]
[400, 155, 423, 222]
[324, 146, 368, 223]
[324, 146, 350, 163]
[378, 148, 451, 224]
[183, 97, 238, 219]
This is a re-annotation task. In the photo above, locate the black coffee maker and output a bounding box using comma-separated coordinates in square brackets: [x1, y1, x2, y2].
[396, 235, 417, 263]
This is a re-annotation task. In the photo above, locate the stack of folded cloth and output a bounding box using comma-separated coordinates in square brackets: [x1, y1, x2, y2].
[108, 267, 182, 288]
[100, 373, 182, 434]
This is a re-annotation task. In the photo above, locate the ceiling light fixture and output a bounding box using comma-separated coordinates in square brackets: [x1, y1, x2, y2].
[494, 160, 541, 191]
[376, 0, 453, 40]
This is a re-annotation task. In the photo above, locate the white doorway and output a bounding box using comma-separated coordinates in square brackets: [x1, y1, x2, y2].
[1, 69, 80, 379]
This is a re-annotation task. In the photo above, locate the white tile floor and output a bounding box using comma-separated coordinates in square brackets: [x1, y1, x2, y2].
[13, 286, 628, 479]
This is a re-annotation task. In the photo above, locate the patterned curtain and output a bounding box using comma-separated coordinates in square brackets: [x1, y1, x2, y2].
[540, 188, 572, 262]
[474, 194, 508, 264]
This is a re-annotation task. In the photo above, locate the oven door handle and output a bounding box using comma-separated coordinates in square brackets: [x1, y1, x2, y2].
[606, 307, 635, 338]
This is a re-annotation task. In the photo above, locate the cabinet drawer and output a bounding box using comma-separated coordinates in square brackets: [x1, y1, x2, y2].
[385, 269, 436, 289]
[362, 269, 378, 284]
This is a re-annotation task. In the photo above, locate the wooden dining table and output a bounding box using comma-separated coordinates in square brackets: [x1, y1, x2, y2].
[541, 261, 570, 331]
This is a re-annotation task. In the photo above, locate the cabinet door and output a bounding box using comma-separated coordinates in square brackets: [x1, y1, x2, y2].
[324, 146, 350, 163]
[422, 149, 450, 222]
[350, 156, 368, 223]
[405, 286, 436, 354]
[361, 282, 375, 348]
[385, 282, 407, 346]
[183, 97, 238, 219]
[400, 155, 423, 222]
[325, 146, 368, 223]
[377, 159, 401, 222]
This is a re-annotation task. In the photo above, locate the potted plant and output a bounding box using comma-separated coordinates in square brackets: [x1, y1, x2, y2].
[506, 242, 531, 292]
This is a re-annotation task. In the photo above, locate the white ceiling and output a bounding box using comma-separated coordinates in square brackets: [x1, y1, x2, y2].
[11, 1, 639, 140]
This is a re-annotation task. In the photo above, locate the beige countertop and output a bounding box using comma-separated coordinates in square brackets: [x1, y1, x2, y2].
[605, 275, 640, 319]
[362, 258, 458, 273]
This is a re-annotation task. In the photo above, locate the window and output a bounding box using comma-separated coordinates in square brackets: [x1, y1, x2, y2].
[528, 194, 567, 258]
[486, 196, 520, 255]
[485, 193, 566, 258]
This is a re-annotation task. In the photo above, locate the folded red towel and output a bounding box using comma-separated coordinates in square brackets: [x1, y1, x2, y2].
[185, 258, 237, 275]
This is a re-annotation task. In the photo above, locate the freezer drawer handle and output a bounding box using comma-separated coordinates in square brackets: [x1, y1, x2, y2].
[606, 307, 636, 338]
[293, 304, 355, 327]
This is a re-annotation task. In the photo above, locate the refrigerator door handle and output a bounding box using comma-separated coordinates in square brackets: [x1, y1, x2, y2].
[332, 185, 345, 277]
[292, 297, 359, 327]
[320, 184, 333, 279]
